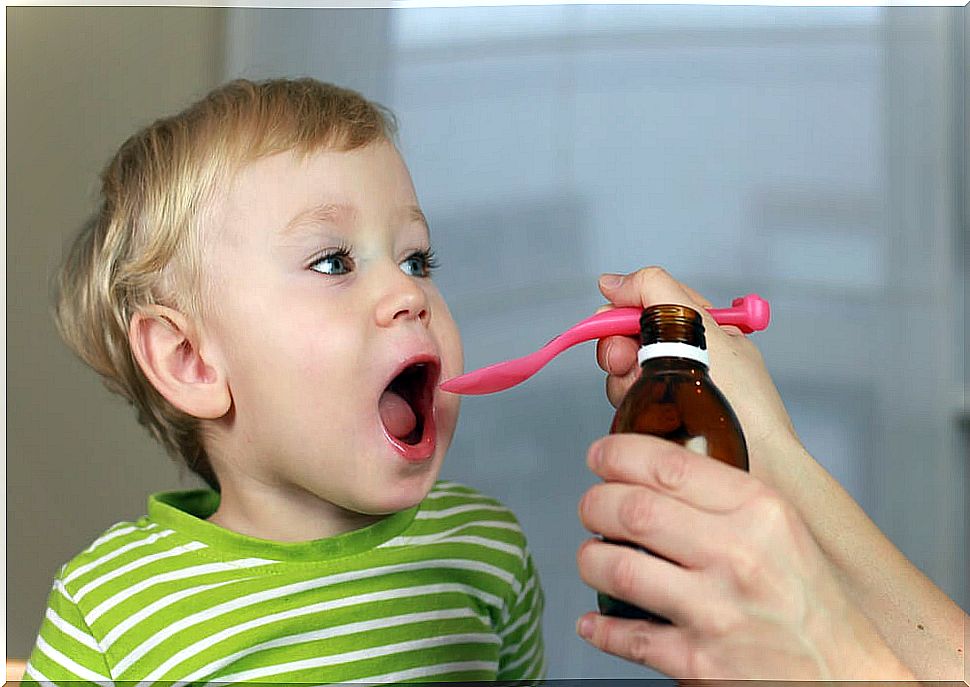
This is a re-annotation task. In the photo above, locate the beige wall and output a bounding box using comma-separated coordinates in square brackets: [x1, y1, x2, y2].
[6, 7, 225, 657]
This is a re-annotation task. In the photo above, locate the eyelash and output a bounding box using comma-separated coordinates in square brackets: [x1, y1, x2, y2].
[308, 246, 440, 278]
[408, 248, 440, 276]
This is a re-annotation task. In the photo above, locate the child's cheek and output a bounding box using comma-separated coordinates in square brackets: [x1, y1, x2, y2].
[432, 296, 464, 377]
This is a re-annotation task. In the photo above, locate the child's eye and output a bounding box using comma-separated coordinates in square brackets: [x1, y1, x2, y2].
[309, 248, 354, 276]
[400, 249, 440, 278]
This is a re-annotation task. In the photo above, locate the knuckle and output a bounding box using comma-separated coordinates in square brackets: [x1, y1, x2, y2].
[695, 602, 740, 639]
[620, 491, 656, 539]
[655, 446, 689, 491]
[749, 489, 795, 535]
[725, 547, 765, 592]
[637, 266, 670, 283]
[593, 615, 611, 648]
[610, 550, 641, 599]
[597, 442, 619, 473]
[593, 616, 616, 653]
[626, 627, 654, 665]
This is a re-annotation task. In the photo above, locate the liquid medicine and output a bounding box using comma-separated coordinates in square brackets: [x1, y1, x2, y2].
[597, 304, 748, 623]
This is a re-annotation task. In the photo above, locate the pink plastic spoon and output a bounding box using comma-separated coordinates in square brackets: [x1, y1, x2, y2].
[439, 294, 770, 395]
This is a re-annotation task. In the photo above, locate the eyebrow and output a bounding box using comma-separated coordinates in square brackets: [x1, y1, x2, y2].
[279, 203, 354, 237]
[279, 203, 430, 237]
[408, 206, 431, 235]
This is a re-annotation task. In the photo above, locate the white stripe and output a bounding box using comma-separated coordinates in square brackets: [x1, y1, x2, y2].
[44, 608, 101, 652]
[500, 574, 537, 639]
[500, 603, 542, 659]
[101, 579, 241, 650]
[83, 523, 158, 554]
[423, 489, 481, 499]
[416, 503, 510, 519]
[388, 533, 524, 559]
[352, 660, 498, 684]
[380, 519, 521, 548]
[204, 633, 500, 685]
[22, 662, 58, 687]
[498, 605, 529, 640]
[432, 481, 472, 492]
[75, 541, 208, 602]
[526, 650, 546, 680]
[63, 530, 175, 584]
[499, 625, 542, 676]
[381, 542, 523, 594]
[86, 557, 275, 625]
[53, 578, 75, 604]
[137, 582, 503, 684]
[115, 557, 515, 675]
[34, 635, 112, 685]
[173, 607, 484, 686]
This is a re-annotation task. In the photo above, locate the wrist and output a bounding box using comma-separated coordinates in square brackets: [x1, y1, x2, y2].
[747, 427, 811, 486]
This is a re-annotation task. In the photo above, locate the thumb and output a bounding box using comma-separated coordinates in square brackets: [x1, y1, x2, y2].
[598, 266, 707, 310]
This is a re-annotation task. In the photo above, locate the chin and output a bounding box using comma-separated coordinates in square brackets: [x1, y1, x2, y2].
[360, 460, 445, 515]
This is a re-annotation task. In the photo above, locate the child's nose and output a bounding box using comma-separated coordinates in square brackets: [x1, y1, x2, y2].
[375, 270, 431, 328]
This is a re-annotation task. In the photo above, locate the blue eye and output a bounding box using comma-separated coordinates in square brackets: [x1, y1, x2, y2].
[401, 249, 440, 278]
[310, 249, 354, 275]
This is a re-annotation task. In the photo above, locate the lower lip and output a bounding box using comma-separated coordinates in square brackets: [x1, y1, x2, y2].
[381, 407, 437, 462]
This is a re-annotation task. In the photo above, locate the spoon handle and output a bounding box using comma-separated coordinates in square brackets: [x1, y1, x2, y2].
[440, 294, 770, 395]
[557, 293, 770, 348]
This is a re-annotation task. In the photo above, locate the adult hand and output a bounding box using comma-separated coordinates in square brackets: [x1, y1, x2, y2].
[574, 433, 916, 679]
[594, 267, 798, 474]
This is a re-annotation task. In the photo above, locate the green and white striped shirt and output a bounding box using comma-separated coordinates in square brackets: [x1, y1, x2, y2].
[23, 481, 545, 685]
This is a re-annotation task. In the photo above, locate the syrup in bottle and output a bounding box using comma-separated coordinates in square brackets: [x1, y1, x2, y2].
[597, 304, 748, 623]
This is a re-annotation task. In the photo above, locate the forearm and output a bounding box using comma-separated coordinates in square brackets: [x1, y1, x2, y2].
[753, 434, 966, 679]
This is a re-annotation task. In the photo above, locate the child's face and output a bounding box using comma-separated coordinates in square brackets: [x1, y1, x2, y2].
[199, 141, 463, 516]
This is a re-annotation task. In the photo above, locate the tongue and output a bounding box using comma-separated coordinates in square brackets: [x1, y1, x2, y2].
[379, 389, 417, 440]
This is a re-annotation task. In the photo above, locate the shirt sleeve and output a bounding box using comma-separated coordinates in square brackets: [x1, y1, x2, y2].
[21, 574, 114, 686]
[496, 547, 546, 682]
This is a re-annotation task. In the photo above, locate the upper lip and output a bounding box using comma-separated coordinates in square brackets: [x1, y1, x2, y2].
[385, 350, 442, 389]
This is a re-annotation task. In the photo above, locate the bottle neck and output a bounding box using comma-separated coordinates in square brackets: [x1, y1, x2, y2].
[637, 342, 710, 368]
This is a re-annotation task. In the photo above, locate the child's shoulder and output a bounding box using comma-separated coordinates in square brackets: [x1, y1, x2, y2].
[54, 516, 163, 590]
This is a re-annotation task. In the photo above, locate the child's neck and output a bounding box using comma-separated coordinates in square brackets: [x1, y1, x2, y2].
[207, 479, 385, 543]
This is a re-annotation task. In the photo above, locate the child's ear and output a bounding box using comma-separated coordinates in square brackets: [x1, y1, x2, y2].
[129, 305, 231, 420]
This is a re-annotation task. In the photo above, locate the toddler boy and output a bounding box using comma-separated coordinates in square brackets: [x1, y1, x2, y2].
[24, 78, 545, 685]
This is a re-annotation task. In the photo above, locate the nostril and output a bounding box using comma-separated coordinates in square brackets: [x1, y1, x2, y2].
[393, 306, 428, 322]
[379, 283, 431, 327]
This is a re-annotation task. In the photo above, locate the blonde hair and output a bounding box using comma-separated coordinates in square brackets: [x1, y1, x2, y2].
[53, 78, 398, 489]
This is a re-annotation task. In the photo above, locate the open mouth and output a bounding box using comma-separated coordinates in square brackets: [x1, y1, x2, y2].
[379, 359, 439, 451]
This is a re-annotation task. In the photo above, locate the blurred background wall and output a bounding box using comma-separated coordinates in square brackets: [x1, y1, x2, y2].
[6, 4, 226, 660]
[7, 6, 967, 680]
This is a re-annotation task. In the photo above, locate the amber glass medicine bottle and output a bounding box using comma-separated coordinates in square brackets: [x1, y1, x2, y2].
[597, 304, 749, 623]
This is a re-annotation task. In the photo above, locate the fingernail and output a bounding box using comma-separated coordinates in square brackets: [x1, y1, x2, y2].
[603, 339, 615, 373]
[577, 615, 594, 640]
[600, 273, 624, 289]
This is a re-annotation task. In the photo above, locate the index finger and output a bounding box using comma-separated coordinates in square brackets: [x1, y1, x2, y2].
[588, 433, 761, 513]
